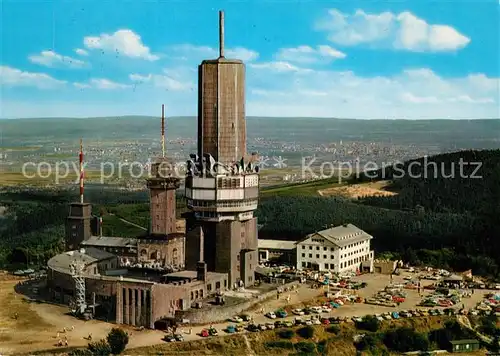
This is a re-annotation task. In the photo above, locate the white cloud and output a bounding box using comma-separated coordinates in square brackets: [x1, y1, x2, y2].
[75, 48, 89, 56]
[168, 44, 259, 62]
[0, 65, 66, 89]
[129, 68, 194, 91]
[225, 47, 259, 61]
[276, 45, 346, 63]
[28, 50, 87, 69]
[247, 68, 499, 119]
[84, 29, 159, 60]
[316, 9, 470, 52]
[249, 61, 312, 73]
[72, 78, 131, 90]
[73, 82, 91, 89]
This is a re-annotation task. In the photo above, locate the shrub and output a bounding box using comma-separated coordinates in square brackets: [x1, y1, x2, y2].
[326, 325, 340, 334]
[383, 327, 429, 352]
[265, 340, 294, 349]
[278, 328, 295, 339]
[106, 328, 129, 355]
[88, 339, 112, 356]
[355, 315, 380, 332]
[355, 334, 379, 351]
[297, 326, 315, 339]
[295, 341, 316, 353]
[317, 339, 328, 354]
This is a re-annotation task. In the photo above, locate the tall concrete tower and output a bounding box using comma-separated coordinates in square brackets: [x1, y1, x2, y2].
[185, 11, 260, 288]
[147, 105, 181, 237]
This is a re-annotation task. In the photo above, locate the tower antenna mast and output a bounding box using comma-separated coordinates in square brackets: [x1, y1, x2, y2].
[161, 104, 165, 158]
[79, 138, 84, 204]
[219, 11, 224, 58]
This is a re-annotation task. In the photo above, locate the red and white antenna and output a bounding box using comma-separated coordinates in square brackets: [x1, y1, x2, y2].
[161, 104, 165, 158]
[79, 138, 84, 204]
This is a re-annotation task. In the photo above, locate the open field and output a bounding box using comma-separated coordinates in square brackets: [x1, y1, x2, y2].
[318, 180, 397, 198]
[0, 169, 128, 186]
[0, 269, 495, 355]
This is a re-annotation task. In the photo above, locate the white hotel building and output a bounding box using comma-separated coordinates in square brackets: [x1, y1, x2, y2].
[295, 224, 374, 273]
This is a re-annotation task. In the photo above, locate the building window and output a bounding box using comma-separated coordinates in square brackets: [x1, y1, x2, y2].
[331, 255, 334, 260]
[330, 264, 335, 269]
[207, 284, 212, 291]
[302, 262, 306, 267]
[325, 263, 328, 269]
[316, 246, 320, 250]
[323, 255, 327, 259]
[302, 253, 305, 257]
[309, 246, 312, 250]
[331, 247, 334, 251]
[309, 254, 312, 258]
[323, 247, 327, 251]
[302, 246, 305, 249]
[216, 281, 221, 289]
[224, 280, 227, 287]
[316, 254, 319, 258]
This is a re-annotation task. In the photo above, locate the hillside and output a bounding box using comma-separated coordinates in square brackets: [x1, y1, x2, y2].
[352, 149, 500, 215]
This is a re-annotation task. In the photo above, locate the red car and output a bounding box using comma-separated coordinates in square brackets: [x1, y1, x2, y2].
[200, 329, 209, 337]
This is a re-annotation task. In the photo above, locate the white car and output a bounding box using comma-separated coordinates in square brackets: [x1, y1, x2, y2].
[305, 319, 313, 325]
[292, 309, 305, 316]
[311, 306, 322, 314]
[230, 316, 243, 323]
[312, 318, 321, 325]
[321, 306, 331, 313]
[266, 312, 277, 319]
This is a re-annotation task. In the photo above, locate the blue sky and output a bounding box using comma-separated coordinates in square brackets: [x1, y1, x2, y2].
[1, 0, 499, 119]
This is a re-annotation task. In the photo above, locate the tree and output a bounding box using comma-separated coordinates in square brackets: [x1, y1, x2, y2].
[297, 325, 315, 339]
[106, 328, 129, 355]
[356, 315, 380, 332]
[88, 339, 112, 356]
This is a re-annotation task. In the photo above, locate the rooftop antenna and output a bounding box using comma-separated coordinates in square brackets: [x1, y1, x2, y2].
[79, 138, 84, 204]
[161, 104, 165, 158]
[219, 10, 224, 58]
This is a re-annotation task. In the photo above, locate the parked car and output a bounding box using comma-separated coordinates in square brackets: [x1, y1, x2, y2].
[241, 314, 252, 322]
[174, 334, 184, 341]
[200, 329, 210, 337]
[276, 309, 288, 318]
[292, 308, 305, 316]
[163, 335, 176, 342]
[265, 322, 275, 330]
[208, 327, 218, 336]
[266, 311, 277, 319]
[226, 325, 237, 333]
[230, 316, 243, 323]
[247, 324, 259, 332]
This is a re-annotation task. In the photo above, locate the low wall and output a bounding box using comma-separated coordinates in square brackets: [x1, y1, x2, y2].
[176, 281, 300, 324]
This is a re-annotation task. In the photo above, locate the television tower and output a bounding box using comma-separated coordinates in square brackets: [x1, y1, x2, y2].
[184, 11, 260, 288]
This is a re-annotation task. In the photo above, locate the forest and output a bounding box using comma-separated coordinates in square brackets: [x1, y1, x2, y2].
[1, 150, 499, 278]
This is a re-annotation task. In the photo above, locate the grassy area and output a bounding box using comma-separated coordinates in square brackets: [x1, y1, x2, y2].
[261, 177, 346, 197]
[0, 169, 116, 186]
[101, 214, 146, 237]
[0, 278, 52, 332]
